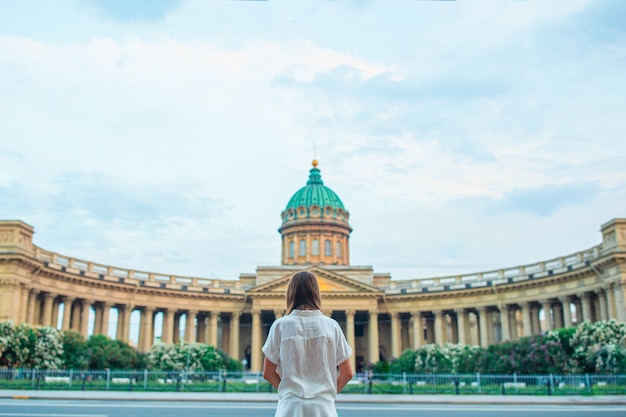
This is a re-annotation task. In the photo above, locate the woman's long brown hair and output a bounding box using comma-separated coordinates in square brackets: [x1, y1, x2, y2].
[286, 271, 322, 314]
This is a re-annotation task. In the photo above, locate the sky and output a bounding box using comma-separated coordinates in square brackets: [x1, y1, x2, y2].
[1, 0, 625, 284]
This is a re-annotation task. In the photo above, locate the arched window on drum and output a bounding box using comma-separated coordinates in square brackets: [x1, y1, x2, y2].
[324, 239, 331, 256]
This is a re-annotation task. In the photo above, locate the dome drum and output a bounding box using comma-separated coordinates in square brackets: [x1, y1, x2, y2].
[279, 161, 352, 266]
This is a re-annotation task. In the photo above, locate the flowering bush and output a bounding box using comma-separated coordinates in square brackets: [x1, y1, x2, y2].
[147, 342, 224, 371]
[569, 319, 626, 374]
[32, 326, 64, 369]
[0, 322, 63, 369]
[414, 343, 463, 373]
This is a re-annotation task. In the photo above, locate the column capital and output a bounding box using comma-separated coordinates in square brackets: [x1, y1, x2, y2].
[82, 298, 95, 306]
[63, 295, 75, 302]
[251, 309, 261, 315]
[411, 311, 422, 318]
[187, 309, 198, 316]
[368, 309, 378, 316]
[578, 292, 591, 300]
[454, 308, 465, 314]
[43, 292, 56, 300]
[389, 311, 399, 318]
[143, 306, 155, 313]
[559, 295, 571, 303]
[345, 309, 356, 316]
[100, 301, 113, 308]
[231, 310, 241, 318]
[477, 306, 488, 312]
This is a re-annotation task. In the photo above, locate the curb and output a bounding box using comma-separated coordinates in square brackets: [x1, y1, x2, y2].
[2, 391, 626, 405]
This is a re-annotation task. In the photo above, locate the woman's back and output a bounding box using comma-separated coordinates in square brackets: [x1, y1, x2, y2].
[263, 309, 351, 399]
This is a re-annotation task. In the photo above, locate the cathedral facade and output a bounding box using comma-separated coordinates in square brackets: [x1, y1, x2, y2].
[1, 162, 625, 372]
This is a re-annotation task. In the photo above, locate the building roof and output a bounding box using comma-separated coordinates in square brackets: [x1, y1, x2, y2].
[284, 160, 346, 212]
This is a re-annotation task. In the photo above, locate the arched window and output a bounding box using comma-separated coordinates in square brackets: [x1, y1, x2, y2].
[324, 240, 331, 256]
[312, 239, 319, 256]
[299, 240, 306, 256]
[336, 241, 342, 258]
[289, 241, 295, 258]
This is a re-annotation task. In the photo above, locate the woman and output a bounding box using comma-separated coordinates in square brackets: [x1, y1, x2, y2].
[262, 271, 354, 417]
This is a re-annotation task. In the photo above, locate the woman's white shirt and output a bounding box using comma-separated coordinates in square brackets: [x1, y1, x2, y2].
[262, 309, 352, 399]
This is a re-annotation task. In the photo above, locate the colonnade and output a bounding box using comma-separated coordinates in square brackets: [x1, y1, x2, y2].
[20, 290, 243, 360]
[14, 282, 624, 372]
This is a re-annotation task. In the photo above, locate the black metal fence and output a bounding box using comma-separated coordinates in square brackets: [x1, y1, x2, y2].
[1, 369, 625, 395]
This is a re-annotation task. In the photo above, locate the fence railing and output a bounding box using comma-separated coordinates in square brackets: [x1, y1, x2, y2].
[1, 370, 625, 395]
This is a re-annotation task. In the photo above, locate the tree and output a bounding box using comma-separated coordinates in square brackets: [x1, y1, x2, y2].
[61, 331, 89, 370]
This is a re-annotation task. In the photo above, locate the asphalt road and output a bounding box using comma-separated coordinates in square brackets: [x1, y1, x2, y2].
[1, 400, 626, 417]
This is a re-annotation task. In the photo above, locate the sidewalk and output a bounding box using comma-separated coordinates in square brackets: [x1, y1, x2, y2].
[1, 390, 626, 405]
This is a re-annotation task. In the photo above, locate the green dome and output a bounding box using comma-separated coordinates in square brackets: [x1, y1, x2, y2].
[285, 163, 345, 211]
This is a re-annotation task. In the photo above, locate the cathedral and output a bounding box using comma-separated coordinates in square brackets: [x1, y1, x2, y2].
[1, 161, 625, 372]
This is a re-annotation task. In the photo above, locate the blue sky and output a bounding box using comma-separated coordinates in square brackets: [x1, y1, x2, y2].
[1, 0, 625, 282]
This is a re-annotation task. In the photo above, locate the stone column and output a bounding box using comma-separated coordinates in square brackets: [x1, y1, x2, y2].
[140, 307, 155, 352]
[26, 290, 38, 324]
[80, 299, 93, 338]
[580, 293, 593, 323]
[541, 300, 553, 332]
[173, 313, 181, 343]
[209, 312, 219, 347]
[433, 310, 444, 344]
[500, 305, 511, 341]
[486, 310, 495, 344]
[553, 303, 564, 329]
[521, 303, 532, 336]
[606, 283, 617, 319]
[615, 283, 626, 323]
[48, 298, 58, 328]
[93, 304, 103, 335]
[185, 310, 197, 343]
[162, 308, 175, 344]
[411, 312, 423, 349]
[41, 293, 55, 327]
[477, 307, 489, 347]
[19, 287, 30, 324]
[100, 302, 111, 337]
[456, 310, 467, 344]
[197, 315, 206, 343]
[61, 297, 74, 331]
[229, 312, 240, 360]
[71, 299, 81, 331]
[251, 309, 262, 372]
[390, 312, 401, 358]
[469, 312, 479, 345]
[345, 310, 356, 372]
[560, 297, 572, 327]
[368, 310, 379, 364]
[274, 309, 284, 319]
[597, 290, 608, 321]
[120, 305, 133, 342]
[531, 305, 541, 334]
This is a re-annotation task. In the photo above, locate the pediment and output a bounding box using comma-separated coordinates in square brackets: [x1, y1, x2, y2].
[248, 266, 381, 294]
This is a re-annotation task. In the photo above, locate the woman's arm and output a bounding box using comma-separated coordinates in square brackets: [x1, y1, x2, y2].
[262, 357, 281, 390]
[336, 359, 354, 393]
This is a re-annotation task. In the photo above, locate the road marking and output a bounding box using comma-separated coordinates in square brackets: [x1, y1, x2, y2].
[1, 402, 625, 412]
[0, 414, 107, 417]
